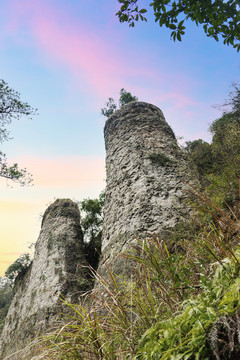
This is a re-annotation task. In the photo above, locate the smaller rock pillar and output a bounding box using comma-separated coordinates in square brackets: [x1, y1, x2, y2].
[0, 199, 89, 359]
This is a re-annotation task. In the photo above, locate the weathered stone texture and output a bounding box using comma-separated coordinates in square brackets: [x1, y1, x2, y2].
[0, 101, 197, 358]
[0, 199, 89, 359]
[99, 101, 194, 275]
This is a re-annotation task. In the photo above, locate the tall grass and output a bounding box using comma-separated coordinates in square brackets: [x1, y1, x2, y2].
[26, 190, 240, 359]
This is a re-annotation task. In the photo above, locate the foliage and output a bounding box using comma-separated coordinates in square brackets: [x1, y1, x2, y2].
[134, 188, 240, 359]
[209, 85, 240, 205]
[0, 79, 36, 185]
[135, 200, 240, 359]
[185, 139, 214, 180]
[119, 88, 138, 107]
[136, 258, 240, 359]
[0, 151, 32, 186]
[185, 84, 240, 207]
[116, 0, 240, 51]
[80, 192, 105, 269]
[5, 253, 31, 282]
[213, 82, 240, 119]
[101, 88, 138, 117]
[100, 97, 117, 118]
[80, 191, 105, 242]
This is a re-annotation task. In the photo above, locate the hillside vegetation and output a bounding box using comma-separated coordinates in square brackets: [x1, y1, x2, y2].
[31, 193, 240, 359]
[185, 83, 240, 209]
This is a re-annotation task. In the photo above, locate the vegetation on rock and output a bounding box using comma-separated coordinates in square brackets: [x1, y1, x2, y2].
[101, 88, 138, 117]
[5, 253, 31, 283]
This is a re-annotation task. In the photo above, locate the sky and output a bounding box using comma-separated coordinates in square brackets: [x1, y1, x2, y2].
[0, 0, 239, 276]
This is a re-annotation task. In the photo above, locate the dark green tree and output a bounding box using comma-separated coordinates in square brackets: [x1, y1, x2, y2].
[186, 84, 240, 206]
[5, 253, 31, 282]
[101, 88, 138, 117]
[80, 192, 105, 269]
[210, 83, 240, 139]
[225, 82, 240, 116]
[101, 97, 117, 117]
[0, 80, 37, 185]
[185, 139, 214, 180]
[119, 88, 138, 107]
[116, 0, 240, 51]
[208, 104, 240, 206]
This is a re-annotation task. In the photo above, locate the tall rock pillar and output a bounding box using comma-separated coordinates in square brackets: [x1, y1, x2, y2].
[99, 101, 193, 275]
[0, 199, 89, 359]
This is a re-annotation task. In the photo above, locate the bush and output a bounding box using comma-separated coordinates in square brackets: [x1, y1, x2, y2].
[185, 84, 240, 207]
[101, 88, 138, 117]
[5, 253, 31, 282]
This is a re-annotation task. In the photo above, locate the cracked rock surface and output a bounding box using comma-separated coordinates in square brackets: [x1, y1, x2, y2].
[98, 101, 195, 277]
[0, 199, 89, 359]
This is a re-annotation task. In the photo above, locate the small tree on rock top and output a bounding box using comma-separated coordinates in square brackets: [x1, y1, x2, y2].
[101, 88, 138, 117]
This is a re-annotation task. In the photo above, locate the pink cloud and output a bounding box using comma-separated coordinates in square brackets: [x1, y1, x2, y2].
[5, 0, 128, 97]
[3, 0, 200, 113]
[152, 91, 197, 109]
[10, 155, 105, 188]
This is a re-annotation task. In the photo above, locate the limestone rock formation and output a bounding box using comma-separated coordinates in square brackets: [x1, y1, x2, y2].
[0, 101, 197, 358]
[0, 199, 89, 359]
[99, 101, 195, 276]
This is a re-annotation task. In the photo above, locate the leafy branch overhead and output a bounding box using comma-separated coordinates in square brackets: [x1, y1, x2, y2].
[0, 80, 37, 185]
[116, 0, 240, 51]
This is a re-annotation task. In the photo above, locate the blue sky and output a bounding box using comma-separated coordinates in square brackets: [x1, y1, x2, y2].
[0, 0, 239, 275]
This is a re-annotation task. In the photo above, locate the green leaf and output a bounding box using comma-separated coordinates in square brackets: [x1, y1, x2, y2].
[177, 32, 182, 41]
[139, 8, 147, 14]
[159, 17, 165, 26]
[178, 20, 184, 28]
[161, 4, 166, 12]
[171, 31, 177, 41]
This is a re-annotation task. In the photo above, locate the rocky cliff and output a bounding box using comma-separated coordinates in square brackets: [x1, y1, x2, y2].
[0, 101, 197, 358]
[98, 101, 195, 276]
[0, 199, 90, 359]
